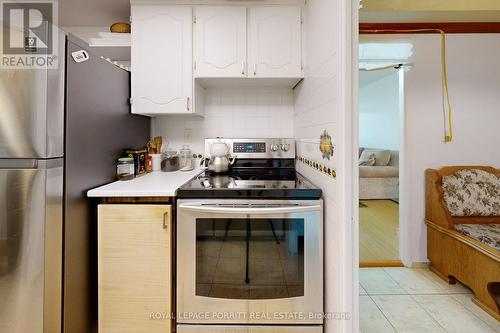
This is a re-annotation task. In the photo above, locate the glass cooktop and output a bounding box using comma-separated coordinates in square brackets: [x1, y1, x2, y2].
[177, 168, 322, 199]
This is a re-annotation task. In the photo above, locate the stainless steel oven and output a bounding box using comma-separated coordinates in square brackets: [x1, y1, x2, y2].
[177, 199, 323, 330]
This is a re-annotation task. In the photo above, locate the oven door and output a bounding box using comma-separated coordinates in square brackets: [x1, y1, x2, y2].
[177, 199, 323, 325]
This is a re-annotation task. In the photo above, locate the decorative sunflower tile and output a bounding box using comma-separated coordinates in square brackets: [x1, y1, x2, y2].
[320, 130, 334, 160]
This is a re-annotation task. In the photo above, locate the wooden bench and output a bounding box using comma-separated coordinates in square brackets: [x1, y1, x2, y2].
[425, 166, 500, 321]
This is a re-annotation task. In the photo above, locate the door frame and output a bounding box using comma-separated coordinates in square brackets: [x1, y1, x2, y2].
[357, 66, 408, 267]
[397, 66, 411, 266]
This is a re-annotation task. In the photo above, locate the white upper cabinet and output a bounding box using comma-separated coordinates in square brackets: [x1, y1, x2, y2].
[248, 7, 302, 78]
[131, 6, 194, 115]
[194, 7, 247, 78]
[130, 4, 304, 115]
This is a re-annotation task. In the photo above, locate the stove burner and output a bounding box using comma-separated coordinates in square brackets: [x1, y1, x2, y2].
[200, 175, 237, 189]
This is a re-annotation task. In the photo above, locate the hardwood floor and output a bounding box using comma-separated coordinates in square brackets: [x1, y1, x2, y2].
[359, 200, 400, 265]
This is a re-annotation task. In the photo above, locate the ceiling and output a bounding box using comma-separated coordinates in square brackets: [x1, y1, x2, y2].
[361, 0, 500, 12]
[360, 0, 500, 23]
[58, 0, 296, 27]
[359, 69, 395, 88]
[59, 0, 130, 27]
[58, 0, 500, 28]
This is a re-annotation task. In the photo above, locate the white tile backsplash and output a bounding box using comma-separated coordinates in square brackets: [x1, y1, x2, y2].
[152, 87, 295, 155]
[293, 2, 347, 332]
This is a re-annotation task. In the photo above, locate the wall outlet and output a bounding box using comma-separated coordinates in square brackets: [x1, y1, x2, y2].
[184, 128, 193, 143]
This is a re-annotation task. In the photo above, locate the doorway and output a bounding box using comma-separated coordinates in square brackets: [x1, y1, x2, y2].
[358, 65, 405, 267]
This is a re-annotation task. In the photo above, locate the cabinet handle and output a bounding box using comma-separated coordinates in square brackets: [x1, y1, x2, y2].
[186, 97, 190, 111]
[163, 211, 169, 230]
[253, 63, 257, 76]
[241, 61, 245, 75]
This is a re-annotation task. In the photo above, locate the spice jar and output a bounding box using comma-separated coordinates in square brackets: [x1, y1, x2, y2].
[117, 157, 134, 180]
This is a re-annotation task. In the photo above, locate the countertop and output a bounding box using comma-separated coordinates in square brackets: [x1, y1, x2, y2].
[87, 169, 202, 197]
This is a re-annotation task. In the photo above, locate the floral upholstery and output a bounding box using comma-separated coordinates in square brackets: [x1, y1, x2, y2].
[442, 169, 500, 217]
[454, 224, 500, 251]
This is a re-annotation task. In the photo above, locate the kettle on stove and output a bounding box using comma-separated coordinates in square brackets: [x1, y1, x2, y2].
[201, 141, 237, 173]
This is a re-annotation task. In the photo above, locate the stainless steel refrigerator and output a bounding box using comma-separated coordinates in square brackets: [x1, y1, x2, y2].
[0, 33, 150, 333]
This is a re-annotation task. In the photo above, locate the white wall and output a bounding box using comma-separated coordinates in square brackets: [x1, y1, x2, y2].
[360, 33, 500, 265]
[152, 87, 294, 155]
[294, 0, 354, 331]
[401, 34, 500, 263]
[359, 70, 400, 150]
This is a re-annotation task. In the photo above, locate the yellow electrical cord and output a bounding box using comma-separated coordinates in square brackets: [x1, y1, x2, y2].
[360, 29, 453, 142]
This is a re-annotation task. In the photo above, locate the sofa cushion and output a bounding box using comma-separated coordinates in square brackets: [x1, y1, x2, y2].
[388, 151, 399, 167]
[360, 149, 391, 166]
[442, 169, 500, 217]
[359, 166, 399, 178]
[454, 224, 500, 251]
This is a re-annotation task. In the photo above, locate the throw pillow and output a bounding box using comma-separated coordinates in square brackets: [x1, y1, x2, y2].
[359, 153, 376, 166]
[360, 149, 391, 166]
[359, 147, 364, 158]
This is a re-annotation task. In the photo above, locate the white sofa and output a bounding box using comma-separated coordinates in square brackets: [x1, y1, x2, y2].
[359, 148, 399, 200]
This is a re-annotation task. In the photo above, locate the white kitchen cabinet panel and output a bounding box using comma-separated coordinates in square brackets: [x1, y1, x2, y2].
[248, 7, 303, 78]
[195, 6, 247, 78]
[131, 6, 193, 115]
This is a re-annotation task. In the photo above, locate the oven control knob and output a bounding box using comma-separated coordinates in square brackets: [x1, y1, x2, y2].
[270, 144, 279, 152]
[281, 144, 290, 152]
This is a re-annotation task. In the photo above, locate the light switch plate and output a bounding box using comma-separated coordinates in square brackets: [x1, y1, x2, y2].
[184, 129, 193, 143]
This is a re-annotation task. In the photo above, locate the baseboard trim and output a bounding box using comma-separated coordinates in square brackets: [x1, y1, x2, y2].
[359, 261, 404, 268]
[410, 261, 431, 269]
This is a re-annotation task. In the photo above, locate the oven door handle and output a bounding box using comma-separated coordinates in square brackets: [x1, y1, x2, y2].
[178, 204, 321, 215]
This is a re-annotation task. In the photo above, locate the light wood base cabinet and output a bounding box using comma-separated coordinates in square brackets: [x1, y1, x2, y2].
[98, 205, 172, 333]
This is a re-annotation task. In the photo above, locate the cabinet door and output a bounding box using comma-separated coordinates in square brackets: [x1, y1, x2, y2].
[194, 6, 247, 78]
[98, 205, 172, 333]
[131, 6, 193, 115]
[248, 7, 302, 78]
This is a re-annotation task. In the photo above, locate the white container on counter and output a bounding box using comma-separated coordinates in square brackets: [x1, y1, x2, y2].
[151, 154, 161, 171]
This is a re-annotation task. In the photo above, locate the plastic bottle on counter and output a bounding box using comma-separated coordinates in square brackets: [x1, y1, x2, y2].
[179, 145, 194, 171]
[146, 154, 153, 173]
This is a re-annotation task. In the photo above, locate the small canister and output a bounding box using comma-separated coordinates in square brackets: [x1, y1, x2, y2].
[161, 151, 180, 172]
[116, 157, 134, 180]
[125, 148, 147, 176]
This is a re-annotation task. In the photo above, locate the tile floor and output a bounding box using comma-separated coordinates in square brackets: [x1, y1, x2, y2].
[360, 267, 500, 333]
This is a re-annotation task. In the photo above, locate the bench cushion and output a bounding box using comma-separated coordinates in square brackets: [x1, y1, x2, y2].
[454, 224, 500, 251]
[442, 169, 500, 216]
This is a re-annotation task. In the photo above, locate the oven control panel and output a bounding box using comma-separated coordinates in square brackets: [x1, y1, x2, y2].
[233, 142, 267, 153]
[205, 138, 296, 159]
